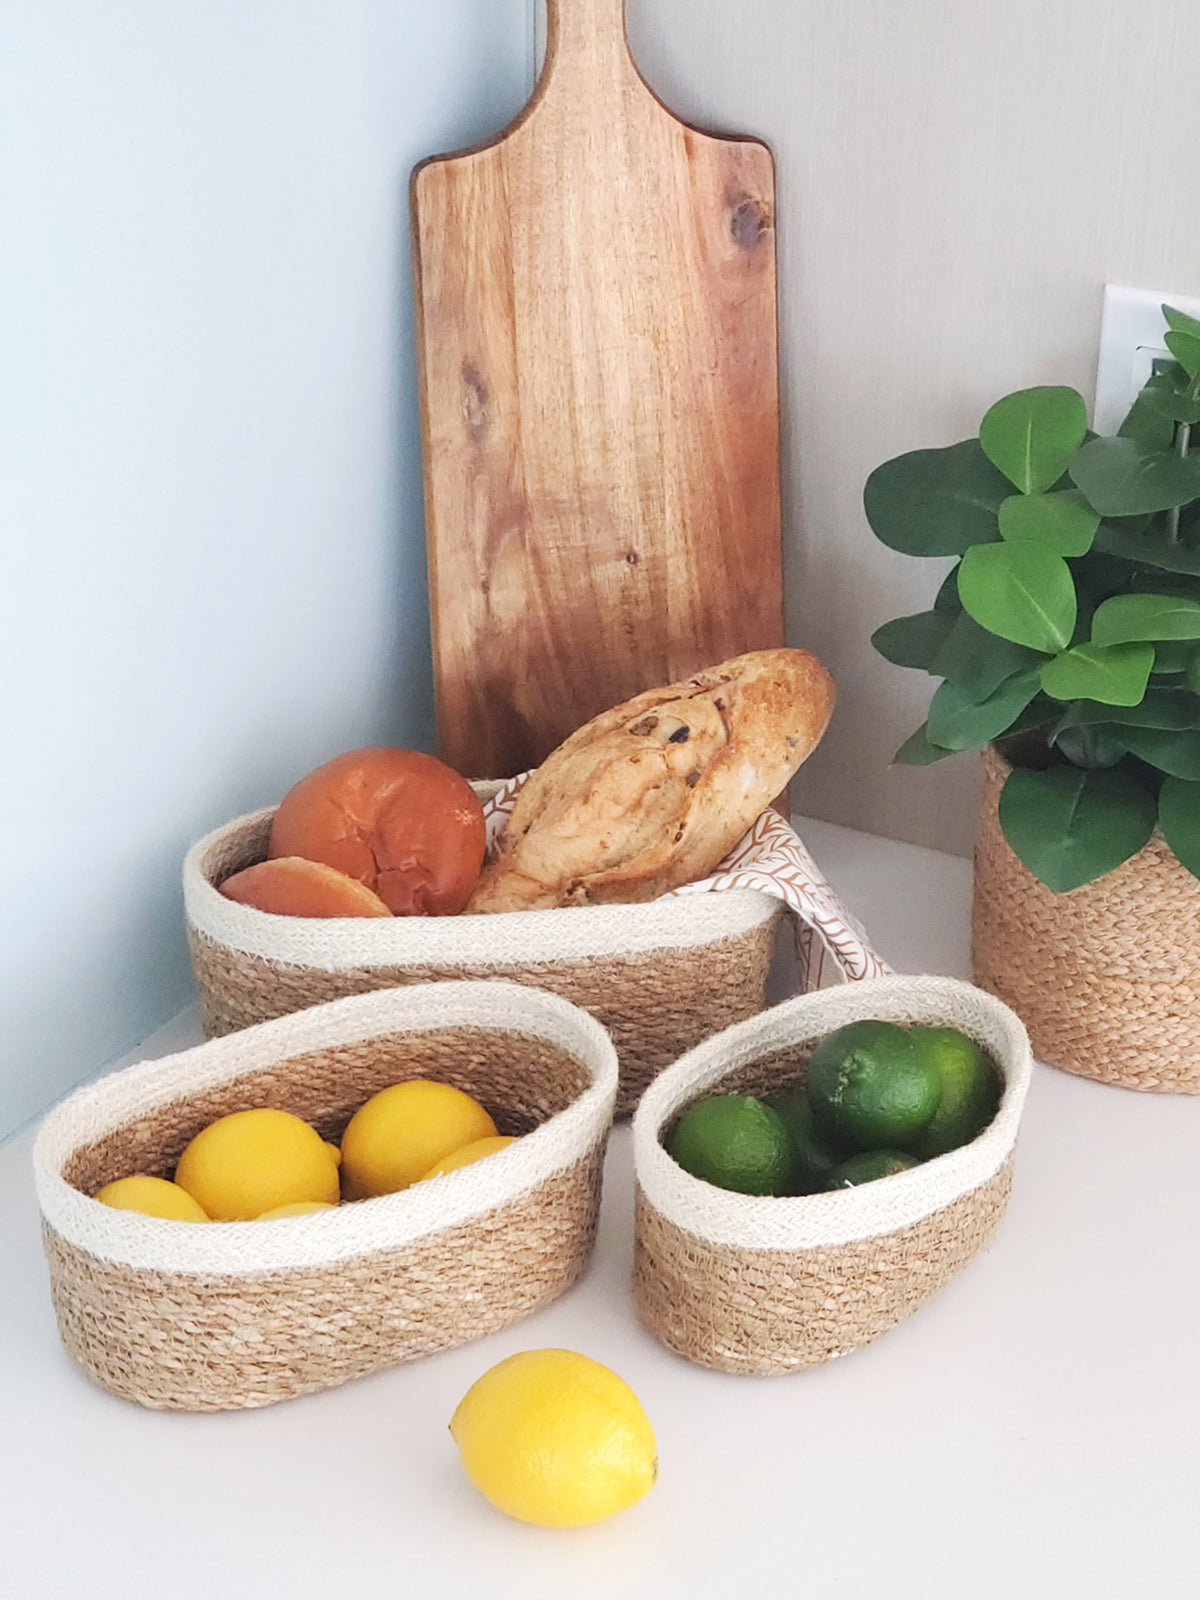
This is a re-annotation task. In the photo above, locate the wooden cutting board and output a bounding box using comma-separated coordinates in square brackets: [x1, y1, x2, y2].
[411, 0, 783, 777]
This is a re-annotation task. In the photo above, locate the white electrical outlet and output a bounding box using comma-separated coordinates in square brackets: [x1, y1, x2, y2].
[1094, 282, 1200, 435]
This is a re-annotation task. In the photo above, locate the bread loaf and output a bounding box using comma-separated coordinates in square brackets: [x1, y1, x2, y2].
[219, 857, 393, 918]
[467, 649, 834, 913]
[268, 748, 486, 916]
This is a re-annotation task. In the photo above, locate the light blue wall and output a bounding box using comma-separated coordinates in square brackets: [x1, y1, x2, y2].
[0, 1, 533, 1136]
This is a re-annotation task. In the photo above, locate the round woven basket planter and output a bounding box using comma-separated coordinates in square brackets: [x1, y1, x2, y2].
[632, 975, 1031, 1375]
[184, 795, 782, 1118]
[973, 745, 1200, 1093]
[35, 981, 617, 1411]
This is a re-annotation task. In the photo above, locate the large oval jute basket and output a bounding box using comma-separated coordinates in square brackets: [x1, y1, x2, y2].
[184, 793, 782, 1117]
[633, 975, 1031, 1375]
[34, 981, 617, 1411]
[973, 745, 1200, 1093]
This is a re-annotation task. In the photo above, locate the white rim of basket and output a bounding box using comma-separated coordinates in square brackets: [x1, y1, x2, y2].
[633, 974, 1032, 1251]
[34, 981, 618, 1275]
[182, 807, 780, 969]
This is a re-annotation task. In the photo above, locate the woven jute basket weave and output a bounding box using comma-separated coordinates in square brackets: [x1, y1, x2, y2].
[973, 745, 1200, 1093]
[35, 981, 618, 1411]
[184, 793, 782, 1118]
[632, 975, 1031, 1375]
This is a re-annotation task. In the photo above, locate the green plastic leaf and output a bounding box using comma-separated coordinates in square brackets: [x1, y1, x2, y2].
[1164, 330, 1200, 383]
[933, 563, 964, 614]
[1139, 368, 1200, 425]
[1101, 512, 1154, 536]
[892, 722, 956, 765]
[871, 610, 956, 670]
[929, 610, 1044, 699]
[1052, 687, 1200, 732]
[1119, 386, 1179, 449]
[1002, 695, 1060, 736]
[1092, 524, 1200, 576]
[1091, 592, 1200, 645]
[863, 440, 1010, 557]
[979, 387, 1087, 494]
[1040, 642, 1154, 706]
[1131, 569, 1200, 602]
[998, 765, 1157, 891]
[1155, 641, 1199, 676]
[1109, 725, 1200, 779]
[1070, 436, 1200, 516]
[957, 543, 1077, 652]
[1164, 304, 1200, 340]
[1158, 777, 1200, 878]
[997, 489, 1098, 556]
[1052, 725, 1127, 769]
[1074, 553, 1146, 608]
[926, 669, 1042, 751]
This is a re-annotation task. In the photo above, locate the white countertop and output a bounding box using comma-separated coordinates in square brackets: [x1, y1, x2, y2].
[3, 818, 1197, 1599]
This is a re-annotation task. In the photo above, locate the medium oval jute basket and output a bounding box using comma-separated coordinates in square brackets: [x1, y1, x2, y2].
[632, 975, 1031, 1375]
[973, 745, 1200, 1093]
[34, 981, 617, 1411]
[184, 793, 782, 1117]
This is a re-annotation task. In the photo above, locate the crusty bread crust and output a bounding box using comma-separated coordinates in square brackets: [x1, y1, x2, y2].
[219, 857, 393, 918]
[268, 747, 486, 916]
[467, 649, 835, 913]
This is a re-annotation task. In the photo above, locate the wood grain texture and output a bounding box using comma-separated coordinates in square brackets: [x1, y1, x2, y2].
[412, 0, 783, 777]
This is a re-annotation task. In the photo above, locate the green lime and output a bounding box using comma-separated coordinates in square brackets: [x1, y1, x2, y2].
[907, 1026, 1001, 1158]
[764, 1085, 845, 1194]
[805, 1019, 941, 1152]
[825, 1150, 921, 1189]
[664, 1094, 794, 1196]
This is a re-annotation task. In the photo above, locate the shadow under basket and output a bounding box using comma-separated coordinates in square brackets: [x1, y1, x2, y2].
[632, 975, 1032, 1375]
[973, 744, 1200, 1094]
[34, 982, 618, 1411]
[184, 795, 782, 1118]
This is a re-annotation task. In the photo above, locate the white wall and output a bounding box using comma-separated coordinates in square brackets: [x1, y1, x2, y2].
[6, 0, 1199, 1136]
[0, 2, 532, 1136]
[625, 0, 1200, 857]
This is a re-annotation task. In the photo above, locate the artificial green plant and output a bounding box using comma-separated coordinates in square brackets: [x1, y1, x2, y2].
[865, 304, 1200, 892]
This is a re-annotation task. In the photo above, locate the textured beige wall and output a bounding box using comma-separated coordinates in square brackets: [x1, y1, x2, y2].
[609, 0, 1200, 854]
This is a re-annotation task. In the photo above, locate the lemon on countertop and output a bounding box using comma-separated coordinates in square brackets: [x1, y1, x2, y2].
[94, 1174, 210, 1222]
[450, 1349, 657, 1527]
[174, 1108, 340, 1221]
[340, 1080, 498, 1199]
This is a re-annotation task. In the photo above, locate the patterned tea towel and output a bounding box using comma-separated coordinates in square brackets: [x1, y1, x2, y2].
[482, 778, 891, 989]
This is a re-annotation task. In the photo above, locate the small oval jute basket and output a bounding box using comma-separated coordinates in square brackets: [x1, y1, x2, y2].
[973, 745, 1200, 1093]
[34, 981, 617, 1411]
[184, 794, 782, 1117]
[632, 974, 1032, 1375]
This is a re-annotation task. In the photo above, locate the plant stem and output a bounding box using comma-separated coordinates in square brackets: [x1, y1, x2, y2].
[1167, 421, 1192, 545]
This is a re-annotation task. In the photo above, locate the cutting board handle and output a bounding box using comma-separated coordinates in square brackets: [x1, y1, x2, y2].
[543, 0, 635, 91]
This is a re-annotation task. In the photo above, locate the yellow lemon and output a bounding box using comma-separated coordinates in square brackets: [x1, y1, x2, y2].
[450, 1349, 658, 1527]
[174, 1108, 340, 1221]
[94, 1175, 210, 1222]
[340, 1080, 497, 1199]
[256, 1200, 338, 1219]
[419, 1135, 516, 1181]
[324, 1141, 342, 1167]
